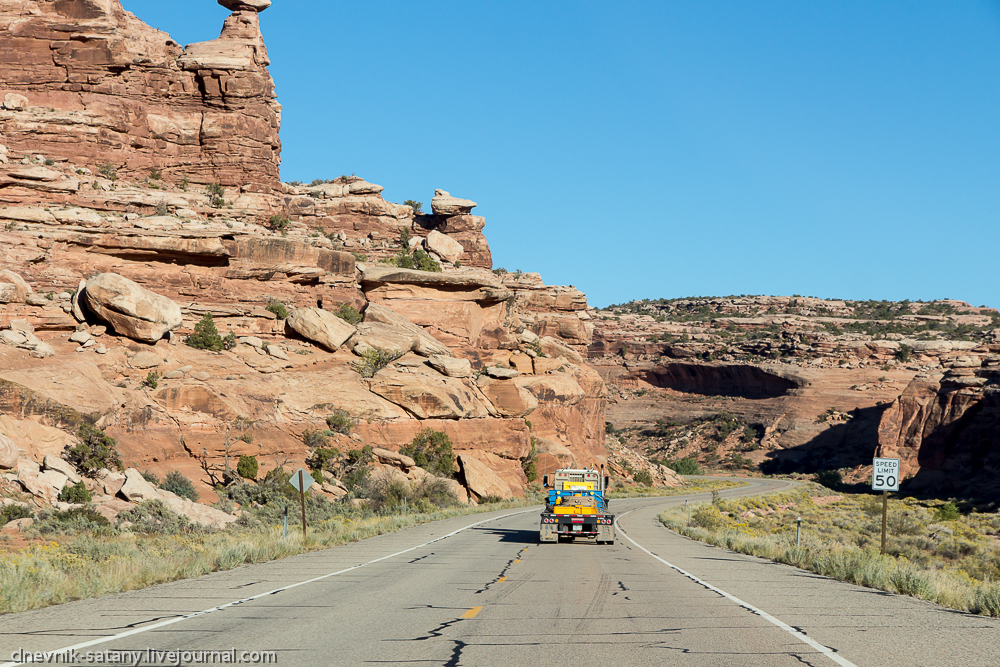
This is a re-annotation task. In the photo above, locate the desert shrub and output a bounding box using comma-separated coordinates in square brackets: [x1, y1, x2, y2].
[307, 447, 340, 474]
[403, 199, 423, 214]
[117, 499, 195, 535]
[401, 429, 455, 478]
[178, 174, 189, 191]
[667, 457, 701, 475]
[935, 502, 961, 522]
[153, 200, 169, 216]
[1, 504, 32, 525]
[205, 183, 225, 208]
[522, 440, 538, 483]
[149, 169, 161, 180]
[814, 469, 843, 489]
[478, 495, 504, 504]
[692, 504, 724, 530]
[161, 470, 198, 501]
[34, 507, 110, 534]
[141, 470, 160, 485]
[239, 432, 253, 444]
[334, 304, 362, 325]
[634, 469, 654, 487]
[266, 298, 289, 319]
[267, 215, 290, 232]
[222, 331, 237, 351]
[187, 313, 224, 351]
[236, 455, 259, 480]
[57, 481, 92, 504]
[97, 163, 117, 181]
[896, 344, 913, 363]
[352, 347, 403, 377]
[411, 476, 458, 508]
[413, 248, 442, 272]
[342, 466, 370, 494]
[302, 428, 332, 449]
[66, 424, 123, 475]
[325, 410, 353, 434]
[143, 370, 161, 389]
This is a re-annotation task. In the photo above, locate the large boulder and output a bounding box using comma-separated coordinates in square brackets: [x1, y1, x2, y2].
[367, 367, 492, 419]
[43, 454, 81, 484]
[118, 468, 160, 502]
[431, 189, 477, 216]
[0, 270, 31, 303]
[219, 0, 271, 10]
[457, 454, 513, 500]
[362, 303, 453, 357]
[348, 322, 420, 356]
[426, 355, 472, 378]
[425, 230, 464, 263]
[0, 434, 18, 469]
[286, 308, 356, 351]
[84, 273, 182, 343]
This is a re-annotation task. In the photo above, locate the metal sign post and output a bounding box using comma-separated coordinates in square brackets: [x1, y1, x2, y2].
[288, 468, 315, 538]
[871, 458, 900, 556]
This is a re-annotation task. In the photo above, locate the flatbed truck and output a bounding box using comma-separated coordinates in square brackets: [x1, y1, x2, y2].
[538, 467, 615, 544]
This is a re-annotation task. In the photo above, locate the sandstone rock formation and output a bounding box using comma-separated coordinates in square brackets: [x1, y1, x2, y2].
[84, 273, 182, 342]
[0, 0, 281, 187]
[286, 308, 355, 351]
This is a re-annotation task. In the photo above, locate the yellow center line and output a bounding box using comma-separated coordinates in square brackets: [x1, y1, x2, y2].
[461, 606, 483, 619]
[497, 576, 507, 582]
[514, 559, 520, 563]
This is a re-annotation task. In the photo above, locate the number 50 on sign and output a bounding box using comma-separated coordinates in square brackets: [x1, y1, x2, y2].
[872, 458, 900, 491]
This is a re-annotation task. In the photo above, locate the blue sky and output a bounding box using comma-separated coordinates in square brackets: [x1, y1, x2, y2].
[123, 1, 999, 308]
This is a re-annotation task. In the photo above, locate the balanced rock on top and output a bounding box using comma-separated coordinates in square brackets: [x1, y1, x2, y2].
[218, 0, 271, 11]
[431, 190, 477, 216]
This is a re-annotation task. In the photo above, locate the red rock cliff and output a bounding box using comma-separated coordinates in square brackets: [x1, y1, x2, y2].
[0, 0, 281, 187]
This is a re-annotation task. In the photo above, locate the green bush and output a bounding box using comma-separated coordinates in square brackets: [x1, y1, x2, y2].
[667, 457, 701, 475]
[1, 503, 32, 525]
[352, 347, 403, 378]
[205, 183, 225, 208]
[634, 470, 654, 487]
[934, 502, 961, 522]
[325, 410, 353, 434]
[117, 499, 195, 534]
[58, 481, 92, 504]
[161, 470, 198, 501]
[403, 199, 423, 214]
[342, 467, 370, 494]
[143, 370, 161, 389]
[401, 429, 455, 478]
[266, 298, 289, 319]
[141, 470, 160, 485]
[413, 248, 442, 272]
[237, 455, 259, 480]
[302, 428, 332, 449]
[187, 313, 224, 351]
[896, 344, 913, 363]
[521, 442, 538, 483]
[66, 424, 123, 475]
[35, 507, 110, 534]
[222, 331, 237, 351]
[814, 469, 843, 489]
[268, 215, 290, 232]
[334, 304, 362, 325]
[97, 163, 117, 181]
[307, 447, 340, 474]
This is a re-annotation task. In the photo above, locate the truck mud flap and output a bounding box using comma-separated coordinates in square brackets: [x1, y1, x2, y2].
[539, 522, 558, 543]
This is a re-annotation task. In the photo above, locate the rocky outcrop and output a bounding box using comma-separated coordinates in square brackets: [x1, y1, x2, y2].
[0, 0, 281, 187]
[286, 308, 355, 351]
[84, 273, 182, 342]
[0, 433, 18, 468]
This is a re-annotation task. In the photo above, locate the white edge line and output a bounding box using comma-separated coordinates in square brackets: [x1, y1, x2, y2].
[614, 498, 859, 667]
[0, 508, 538, 667]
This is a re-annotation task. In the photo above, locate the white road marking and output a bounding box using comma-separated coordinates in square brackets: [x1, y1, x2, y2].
[0, 509, 537, 667]
[615, 508, 859, 667]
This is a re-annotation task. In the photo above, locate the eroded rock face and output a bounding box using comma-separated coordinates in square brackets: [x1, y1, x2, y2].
[0, 0, 281, 187]
[457, 454, 513, 500]
[0, 433, 18, 469]
[84, 273, 182, 342]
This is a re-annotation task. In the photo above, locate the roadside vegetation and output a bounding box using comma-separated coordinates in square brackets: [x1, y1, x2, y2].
[0, 491, 536, 614]
[658, 483, 1000, 616]
[607, 477, 745, 499]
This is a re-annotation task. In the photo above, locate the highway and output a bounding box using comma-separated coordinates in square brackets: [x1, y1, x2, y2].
[2, 478, 999, 666]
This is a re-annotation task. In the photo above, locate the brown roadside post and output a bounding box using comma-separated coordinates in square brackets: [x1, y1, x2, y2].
[872, 457, 899, 556]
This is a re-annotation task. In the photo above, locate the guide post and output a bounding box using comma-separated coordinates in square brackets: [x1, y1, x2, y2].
[288, 468, 315, 538]
[871, 458, 900, 555]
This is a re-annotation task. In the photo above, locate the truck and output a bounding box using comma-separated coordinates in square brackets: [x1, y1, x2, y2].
[538, 467, 615, 544]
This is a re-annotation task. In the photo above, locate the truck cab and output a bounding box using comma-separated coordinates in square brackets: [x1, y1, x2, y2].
[539, 467, 615, 544]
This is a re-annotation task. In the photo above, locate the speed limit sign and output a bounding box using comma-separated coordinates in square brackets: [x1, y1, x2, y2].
[872, 458, 900, 491]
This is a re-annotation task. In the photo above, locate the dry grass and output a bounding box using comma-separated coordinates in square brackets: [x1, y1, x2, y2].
[0, 499, 535, 614]
[658, 483, 1000, 616]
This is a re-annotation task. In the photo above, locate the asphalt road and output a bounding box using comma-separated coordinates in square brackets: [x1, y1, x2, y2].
[2, 478, 999, 666]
